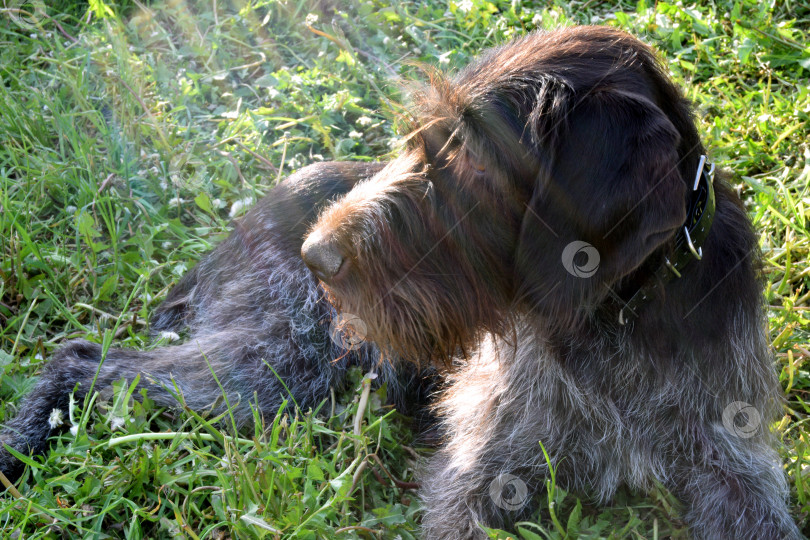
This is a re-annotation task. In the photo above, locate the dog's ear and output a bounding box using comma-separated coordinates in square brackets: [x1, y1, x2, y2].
[515, 87, 688, 327]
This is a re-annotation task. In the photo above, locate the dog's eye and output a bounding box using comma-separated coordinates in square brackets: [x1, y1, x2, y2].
[467, 157, 486, 175]
[462, 150, 486, 176]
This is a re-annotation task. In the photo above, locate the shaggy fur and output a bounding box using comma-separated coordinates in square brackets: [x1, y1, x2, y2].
[0, 161, 432, 481]
[303, 27, 801, 538]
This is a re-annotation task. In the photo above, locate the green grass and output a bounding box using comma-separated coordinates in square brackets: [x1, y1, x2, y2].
[0, 0, 808, 537]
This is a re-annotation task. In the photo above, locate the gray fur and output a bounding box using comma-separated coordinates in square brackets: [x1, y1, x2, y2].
[420, 315, 796, 539]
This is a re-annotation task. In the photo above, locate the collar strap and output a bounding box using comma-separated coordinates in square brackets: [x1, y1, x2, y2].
[618, 155, 716, 325]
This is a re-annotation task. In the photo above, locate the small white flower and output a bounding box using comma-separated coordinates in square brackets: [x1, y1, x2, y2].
[383, 36, 390, 46]
[69, 425, 79, 437]
[291, 75, 304, 85]
[457, 0, 474, 13]
[48, 409, 64, 429]
[161, 241, 172, 249]
[168, 197, 185, 208]
[532, 13, 543, 26]
[267, 87, 279, 99]
[159, 180, 168, 190]
[212, 198, 225, 209]
[356, 116, 372, 127]
[438, 51, 453, 65]
[110, 416, 126, 430]
[229, 197, 254, 218]
[305, 13, 318, 26]
[349, 130, 363, 139]
[159, 331, 180, 342]
[65, 205, 77, 214]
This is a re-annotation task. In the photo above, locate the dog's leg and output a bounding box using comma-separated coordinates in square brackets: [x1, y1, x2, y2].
[0, 319, 348, 481]
[667, 427, 801, 540]
[0, 338, 238, 481]
[420, 337, 555, 539]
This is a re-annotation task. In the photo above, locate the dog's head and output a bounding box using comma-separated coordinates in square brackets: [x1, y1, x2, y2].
[303, 26, 704, 364]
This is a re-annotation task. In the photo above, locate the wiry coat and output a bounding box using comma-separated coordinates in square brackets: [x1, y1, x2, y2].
[303, 27, 800, 538]
[0, 162, 431, 481]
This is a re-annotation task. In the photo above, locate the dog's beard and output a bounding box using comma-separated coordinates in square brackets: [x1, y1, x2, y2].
[321, 271, 485, 368]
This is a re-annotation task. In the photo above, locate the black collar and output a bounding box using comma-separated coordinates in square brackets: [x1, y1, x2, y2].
[617, 155, 716, 325]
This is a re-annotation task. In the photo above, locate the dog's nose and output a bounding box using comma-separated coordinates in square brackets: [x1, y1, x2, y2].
[301, 233, 345, 281]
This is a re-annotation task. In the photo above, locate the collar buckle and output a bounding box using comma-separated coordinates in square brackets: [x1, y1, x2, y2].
[684, 227, 702, 260]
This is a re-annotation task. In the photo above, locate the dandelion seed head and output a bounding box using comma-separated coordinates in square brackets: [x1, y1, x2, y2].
[159, 331, 181, 342]
[48, 409, 64, 429]
[229, 197, 254, 218]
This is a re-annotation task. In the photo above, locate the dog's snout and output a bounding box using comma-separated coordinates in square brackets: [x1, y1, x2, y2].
[301, 233, 345, 281]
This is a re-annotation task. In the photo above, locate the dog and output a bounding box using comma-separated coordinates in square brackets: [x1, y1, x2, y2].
[301, 26, 801, 538]
[0, 161, 434, 482]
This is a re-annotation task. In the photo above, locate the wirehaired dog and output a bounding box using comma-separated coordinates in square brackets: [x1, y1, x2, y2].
[0, 162, 432, 481]
[302, 27, 801, 538]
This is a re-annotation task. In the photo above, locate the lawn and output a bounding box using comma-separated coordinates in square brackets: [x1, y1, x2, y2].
[0, 0, 808, 538]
